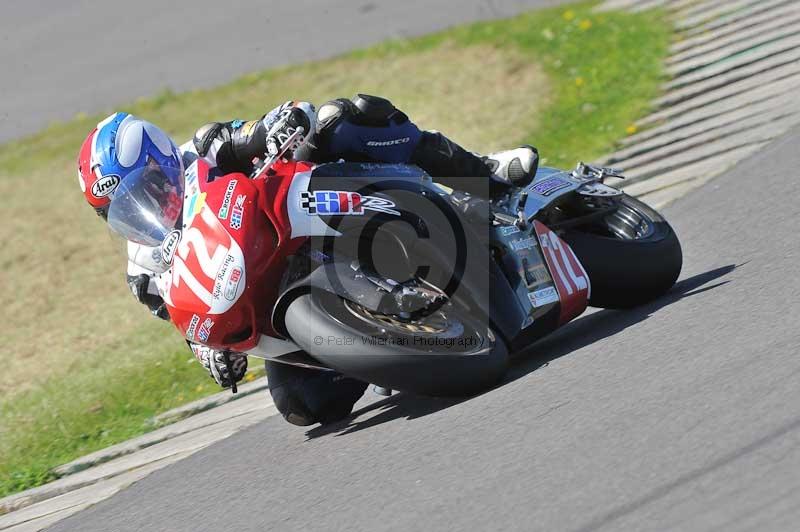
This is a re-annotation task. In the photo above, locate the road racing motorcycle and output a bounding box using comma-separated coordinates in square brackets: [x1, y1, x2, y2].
[108, 130, 682, 396]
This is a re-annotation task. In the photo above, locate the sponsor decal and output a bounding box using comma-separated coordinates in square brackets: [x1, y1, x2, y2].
[161, 230, 181, 265]
[212, 254, 236, 300]
[229, 195, 246, 230]
[218, 180, 238, 219]
[510, 237, 538, 251]
[197, 318, 214, 342]
[185, 164, 198, 186]
[365, 137, 411, 147]
[186, 192, 206, 218]
[532, 177, 571, 196]
[241, 120, 258, 136]
[300, 190, 400, 216]
[528, 286, 559, 308]
[500, 225, 521, 236]
[186, 314, 200, 340]
[91, 174, 120, 198]
[223, 267, 243, 301]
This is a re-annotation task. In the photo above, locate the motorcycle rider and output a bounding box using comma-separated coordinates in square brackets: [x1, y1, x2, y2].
[77, 94, 539, 426]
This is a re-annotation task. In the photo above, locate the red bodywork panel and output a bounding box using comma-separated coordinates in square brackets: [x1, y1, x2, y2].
[533, 221, 591, 325]
[164, 160, 312, 352]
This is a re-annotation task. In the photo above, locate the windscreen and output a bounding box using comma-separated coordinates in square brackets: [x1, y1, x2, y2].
[107, 163, 184, 247]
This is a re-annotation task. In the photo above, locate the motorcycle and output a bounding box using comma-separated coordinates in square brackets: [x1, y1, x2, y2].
[109, 129, 682, 396]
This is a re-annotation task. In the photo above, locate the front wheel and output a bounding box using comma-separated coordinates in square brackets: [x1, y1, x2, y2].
[283, 290, 508, 396]
[561, 194, 682, 308]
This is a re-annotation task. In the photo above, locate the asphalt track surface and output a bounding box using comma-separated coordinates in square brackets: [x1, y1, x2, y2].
[49, 126, 800, 531]
[0, 0, 568, 144]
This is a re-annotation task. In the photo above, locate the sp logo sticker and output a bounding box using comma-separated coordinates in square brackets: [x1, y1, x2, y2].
[91, 174, 120, 198]
[161, 230, 181, 265]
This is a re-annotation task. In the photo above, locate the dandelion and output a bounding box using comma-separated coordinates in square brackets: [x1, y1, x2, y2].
[626, 124, 638, 135]
[575, 77, 585, 87]
[244, 373, 257, 383]
[579, 20, 593, 31]
[563, 10, 576, 21]
[195, 384, 205, 393]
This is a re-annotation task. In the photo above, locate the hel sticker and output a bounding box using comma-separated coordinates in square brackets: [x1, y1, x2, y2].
[528, 286, 559, 308]
[301, 190, 400, 216]
[186, 314, 200, 340]
[197, 318, 214, 342]
[91, 174, 120, 198]
[501, 225, 521, 236]
[532, 177, 571, 196]
[230, 195, 246, 230]
[218, 180, 238, 219]
[510, 237, 538, 251]
[161, 230, 181, 265]
[224, 267, 243, 301]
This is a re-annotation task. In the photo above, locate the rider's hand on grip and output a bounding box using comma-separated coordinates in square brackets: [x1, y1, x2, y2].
[190, 342, 248, 388]
[264, 102, 315, 160]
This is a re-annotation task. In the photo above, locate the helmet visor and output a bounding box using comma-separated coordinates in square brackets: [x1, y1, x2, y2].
[107, 163, 184, 247]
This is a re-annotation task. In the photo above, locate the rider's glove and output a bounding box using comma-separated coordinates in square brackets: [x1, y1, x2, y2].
[263, 101, 316, 159]
[127, 273, 169, 320]
[189, 342, 248, 389]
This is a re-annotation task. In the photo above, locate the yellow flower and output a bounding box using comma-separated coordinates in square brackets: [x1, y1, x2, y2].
[575, 77, 585, 87]
[626, 124, 638, 135]
[579, 19, 593, 31]
[244, 373, 257, 382]
[195, 384, 205, 393]
[563, 10, 576, 21]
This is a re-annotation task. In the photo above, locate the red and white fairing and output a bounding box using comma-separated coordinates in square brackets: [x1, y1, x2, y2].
[156, 159, 312, 353]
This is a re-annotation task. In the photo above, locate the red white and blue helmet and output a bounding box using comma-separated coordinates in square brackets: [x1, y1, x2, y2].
[78, 112, 183, 219]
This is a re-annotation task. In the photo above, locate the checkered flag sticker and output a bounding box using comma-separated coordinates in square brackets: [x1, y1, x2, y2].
[300, 191, 317, 214]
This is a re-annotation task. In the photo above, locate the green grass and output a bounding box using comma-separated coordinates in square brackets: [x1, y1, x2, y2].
[0, 1, 669, 499]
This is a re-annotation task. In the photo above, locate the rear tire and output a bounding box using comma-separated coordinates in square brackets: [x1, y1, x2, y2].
[561, 195, 682, 308]
[284, 290, 508, 396]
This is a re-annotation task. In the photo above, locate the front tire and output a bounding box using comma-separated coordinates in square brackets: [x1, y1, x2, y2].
[283, 290, 508, 396]
[561, 195, 682, 308]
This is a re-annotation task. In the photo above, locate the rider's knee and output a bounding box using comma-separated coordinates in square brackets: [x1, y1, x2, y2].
[265, 360, 367, 426]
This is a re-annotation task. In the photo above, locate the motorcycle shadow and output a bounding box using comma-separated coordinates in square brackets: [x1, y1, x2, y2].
[305, 264, 739, 440]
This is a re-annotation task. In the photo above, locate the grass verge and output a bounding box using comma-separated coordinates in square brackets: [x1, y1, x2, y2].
[0, 1, 669, 498]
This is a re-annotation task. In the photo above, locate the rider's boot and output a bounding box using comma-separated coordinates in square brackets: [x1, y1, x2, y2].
[411, 132, 538, 196]
[482, 145, 539, 189]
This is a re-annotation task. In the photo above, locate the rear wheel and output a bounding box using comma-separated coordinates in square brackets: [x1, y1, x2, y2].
[284, 290, 508, 396]
[560, 194, 682, 308]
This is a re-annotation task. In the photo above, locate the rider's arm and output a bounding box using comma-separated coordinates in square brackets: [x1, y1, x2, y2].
[127, 241, 169, 320]
[192, 101, 316, 175]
